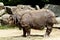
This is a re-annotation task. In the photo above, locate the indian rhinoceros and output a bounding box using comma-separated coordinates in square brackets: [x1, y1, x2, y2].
[8, 9, 57, 37]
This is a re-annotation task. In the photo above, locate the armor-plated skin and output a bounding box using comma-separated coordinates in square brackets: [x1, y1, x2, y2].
[8, 9, 57, 37]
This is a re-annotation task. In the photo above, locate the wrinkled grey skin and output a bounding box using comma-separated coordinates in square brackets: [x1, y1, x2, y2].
[8, 14, 22, 29]
[8, 9, 57, 37]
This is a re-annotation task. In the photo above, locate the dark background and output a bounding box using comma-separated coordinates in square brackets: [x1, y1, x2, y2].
[0, 0, 60, 8]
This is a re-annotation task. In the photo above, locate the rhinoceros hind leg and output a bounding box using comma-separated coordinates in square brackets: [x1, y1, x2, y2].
[44, 24, 53, 37]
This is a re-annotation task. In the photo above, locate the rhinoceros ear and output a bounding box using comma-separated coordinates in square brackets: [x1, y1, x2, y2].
[5, 7, 13, 14]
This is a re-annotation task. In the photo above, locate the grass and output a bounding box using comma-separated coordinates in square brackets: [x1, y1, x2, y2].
[0, 25, 17, 29]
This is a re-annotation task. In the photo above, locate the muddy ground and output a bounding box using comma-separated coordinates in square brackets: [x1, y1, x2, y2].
[0, 27, 60, 40]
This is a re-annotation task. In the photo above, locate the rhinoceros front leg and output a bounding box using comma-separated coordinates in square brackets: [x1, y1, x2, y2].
[22, 26, 31, 37]
[22, 27, 26, 37]
[44, 24, 53, 37]
[26, 27, 31, 36]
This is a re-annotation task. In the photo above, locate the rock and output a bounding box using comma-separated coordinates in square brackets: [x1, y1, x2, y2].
[0, 17, 2, 26]
[53, 17, 60, 28]
[0, 2, 4, 6]
[35, 5, 40, 10]
[44, 4, 60, 16]
[55, 17, 60, 24]
[17, 5, 35, 11]
[0, 2, 5, 16]
[0, 2, 4, 10]
[0, 9, 5, 16]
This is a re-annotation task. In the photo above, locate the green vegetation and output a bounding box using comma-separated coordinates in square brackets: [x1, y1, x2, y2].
[0, 25, 17, 29]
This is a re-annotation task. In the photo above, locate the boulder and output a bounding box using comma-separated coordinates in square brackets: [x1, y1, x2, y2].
[17, 5, 35, 11]
[0, 2, 5, 16]
[55, 17, 60, 24]
[0, 9, 5, 16]
[0, 2, 4, 6]
[0, 2, 4, 10]
[35, 5, 40, 10]
[53, 17, 60, 28]
[44, 4, 60, 16]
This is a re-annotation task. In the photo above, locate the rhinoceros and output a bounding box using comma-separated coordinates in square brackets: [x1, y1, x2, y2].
[8, 9, 57, 37]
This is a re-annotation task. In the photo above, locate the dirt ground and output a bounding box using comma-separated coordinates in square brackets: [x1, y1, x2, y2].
[0, 28, 60, 40]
